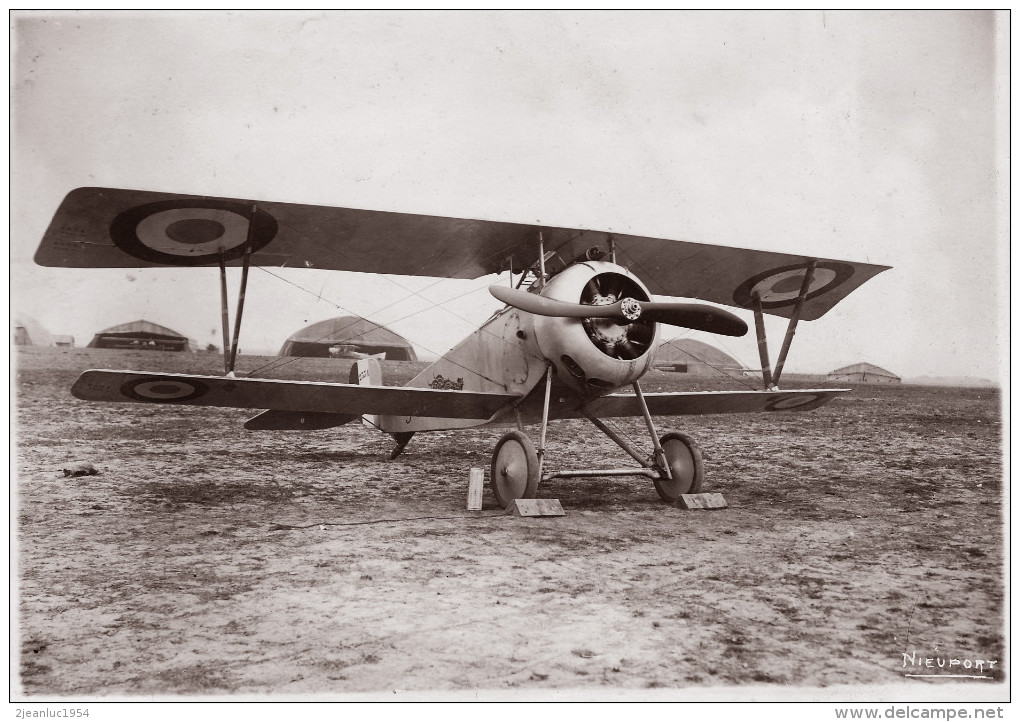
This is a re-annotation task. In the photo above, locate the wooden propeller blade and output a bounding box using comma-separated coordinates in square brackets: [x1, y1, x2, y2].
[641, 303, 748, 336]
[490, 285, 621, 318]
[489, 285, 748, 336]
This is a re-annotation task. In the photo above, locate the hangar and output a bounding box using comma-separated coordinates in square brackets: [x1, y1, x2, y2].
[826, 362, 901, 384]
[88, 320, 195, 352]
[279, 316, 418, 361]
[12, 314, 54, 347]
[653, 338, 749, 377]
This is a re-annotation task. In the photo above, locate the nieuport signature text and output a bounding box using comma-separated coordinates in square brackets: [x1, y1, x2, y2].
[902, 650, 998, 675]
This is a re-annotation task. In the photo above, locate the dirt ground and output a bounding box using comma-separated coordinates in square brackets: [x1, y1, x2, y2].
[13, 346, 1006, 700]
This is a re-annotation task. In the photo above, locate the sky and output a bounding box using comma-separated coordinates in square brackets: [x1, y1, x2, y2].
[10, 10, 1007, 380]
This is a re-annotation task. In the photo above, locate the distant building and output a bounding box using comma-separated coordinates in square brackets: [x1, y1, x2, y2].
[53, 335, 75, 348]
[279, 316, 418, 361]
[88, 320, 195, 352]
[653, 338, 750, 378]
[826, 362, 901, 384]
[12, 314, 54, 347]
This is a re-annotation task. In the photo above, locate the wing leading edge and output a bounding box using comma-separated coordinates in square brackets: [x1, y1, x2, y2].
[36, 187, 890, 320]
[509, 388, 848, 423]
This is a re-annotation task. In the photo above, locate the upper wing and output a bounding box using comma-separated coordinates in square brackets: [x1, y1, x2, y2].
[71, 369, 519, 420]
[36, 187, 890, 320]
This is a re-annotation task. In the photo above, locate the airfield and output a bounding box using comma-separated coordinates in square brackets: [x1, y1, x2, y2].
[15, 345, 1004, 697]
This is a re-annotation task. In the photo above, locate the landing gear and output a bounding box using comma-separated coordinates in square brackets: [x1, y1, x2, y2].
[486, 371, 708, 507]
[490, 430, 539, 509]
[540, 378, 708, 505]
[652, 432, 704, 503]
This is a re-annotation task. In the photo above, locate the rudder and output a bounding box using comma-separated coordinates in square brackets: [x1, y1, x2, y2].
[350, 358, 382, 428]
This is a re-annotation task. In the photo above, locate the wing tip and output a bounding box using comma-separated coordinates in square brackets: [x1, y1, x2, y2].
[70, 370, 100, 401]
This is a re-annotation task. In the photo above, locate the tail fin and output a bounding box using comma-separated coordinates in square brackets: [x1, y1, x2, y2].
[349, 358, 382, 429]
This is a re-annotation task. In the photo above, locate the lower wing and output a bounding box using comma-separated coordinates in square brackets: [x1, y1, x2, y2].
[539, 388, 847, 421]
[71, 370, 843, 429]
[71, 370, 520, 425]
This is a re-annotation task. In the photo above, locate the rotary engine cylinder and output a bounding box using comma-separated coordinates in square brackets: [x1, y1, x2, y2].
[531, 260, 661, 396]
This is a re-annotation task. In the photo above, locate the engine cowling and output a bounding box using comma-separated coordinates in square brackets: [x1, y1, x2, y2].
[531, 260, 661, 396]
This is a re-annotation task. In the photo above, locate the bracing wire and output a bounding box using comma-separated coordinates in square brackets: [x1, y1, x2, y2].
[232, 213, 760, 398]
[238, 216, 551, 384]
[656, 335, 760, 390]
[245, 267, 513, 388]
[252, 220, 582, 380]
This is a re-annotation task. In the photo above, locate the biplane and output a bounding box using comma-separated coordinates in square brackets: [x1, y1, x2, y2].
[35, 188, 889, 508]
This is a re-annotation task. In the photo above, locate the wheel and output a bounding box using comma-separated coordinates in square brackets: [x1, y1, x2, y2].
[490, 430, 540, 509]
[653, 432, 704, 503]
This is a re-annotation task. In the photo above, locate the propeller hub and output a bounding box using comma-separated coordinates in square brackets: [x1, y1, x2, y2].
[579, 271, 655, 360]
[620, 298, 642, 321]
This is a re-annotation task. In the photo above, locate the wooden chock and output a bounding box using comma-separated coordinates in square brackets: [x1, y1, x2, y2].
[511, 499, 565, 517]
[467, 467, 484, 511]
[677, 493, 728, 510]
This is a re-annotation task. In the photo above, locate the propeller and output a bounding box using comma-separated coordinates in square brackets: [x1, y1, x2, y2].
[489, 284, 748, 337]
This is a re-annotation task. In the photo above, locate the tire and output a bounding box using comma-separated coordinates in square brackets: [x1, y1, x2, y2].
[490, 430, 540, 509]
[653, 431, 704, 503]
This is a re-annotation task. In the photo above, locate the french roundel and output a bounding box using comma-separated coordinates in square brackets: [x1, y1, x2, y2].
[733, 262, 855, 310]
[121, 377, 209, 403]
[765, 393, 821, 411]
[110, 199, 278, 266]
